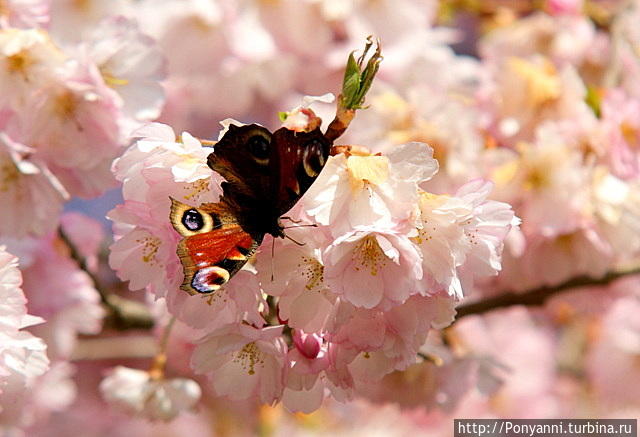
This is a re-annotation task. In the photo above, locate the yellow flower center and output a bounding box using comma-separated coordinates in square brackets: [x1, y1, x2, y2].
[53, 91, 78, 119]
[523, 164, 549, 190]
[0, 160, 19, 192]
[72, 0, 92, 12]
[6, 50, 35, 78]
[620, 122, 639, 149]
[136, 235, 161, 265]
[234, 342, 265, 376]
[100, 68, 130, 88]
[183, 178, 210, 201]
[297, 255, 324, 291]
[352, 235, 387, 276]
[346, 155, 389, 193]
[508, 57, 560, 108]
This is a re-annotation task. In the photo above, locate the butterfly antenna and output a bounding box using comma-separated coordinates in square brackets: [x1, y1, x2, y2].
[285, 234, 306, 246]
[281, 216, 303, 224]
[270, 237, 276, 282]
[283, 223, 318, 230]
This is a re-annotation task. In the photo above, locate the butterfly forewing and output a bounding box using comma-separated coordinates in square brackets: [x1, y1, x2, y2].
[170, 198, 261, 295]
[207, 124, 273, 207]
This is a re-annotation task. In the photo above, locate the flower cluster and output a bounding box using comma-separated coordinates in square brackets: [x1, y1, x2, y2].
[0, 246, 49, 431]
[108, 105, 517, 412]
[0, 7, 165, 238]
[3, 0, 640, 433]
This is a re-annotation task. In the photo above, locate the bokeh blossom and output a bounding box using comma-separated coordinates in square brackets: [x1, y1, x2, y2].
[100, 366, 201, 421]
[2, 0, 640, 433]
[0, 246, 49, 431]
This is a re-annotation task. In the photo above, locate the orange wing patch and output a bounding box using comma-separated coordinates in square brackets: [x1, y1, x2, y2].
[170, 198, 260, 295]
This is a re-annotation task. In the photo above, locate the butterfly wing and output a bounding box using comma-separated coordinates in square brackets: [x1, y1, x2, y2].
[207, 123, 332, 236]
[207, 124, 273, 211]
[269, 126, 331, 216]
[169, 198, 262, 295]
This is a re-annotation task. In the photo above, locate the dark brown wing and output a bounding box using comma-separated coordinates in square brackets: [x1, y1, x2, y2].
[269, 126, 331, 216]
[169, 198, 262, 295]
[207, 124, 273, 211]
[206, 123, 331, 236]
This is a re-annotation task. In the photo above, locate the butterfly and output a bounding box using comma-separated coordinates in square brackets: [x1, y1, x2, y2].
[169, 123, 332, 295]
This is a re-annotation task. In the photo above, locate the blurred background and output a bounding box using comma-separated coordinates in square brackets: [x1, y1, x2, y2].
[2, 0, 640, 436]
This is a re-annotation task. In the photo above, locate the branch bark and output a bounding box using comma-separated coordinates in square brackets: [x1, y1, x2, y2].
[455, 266, 640, 319]
[58, 227, 155, 331]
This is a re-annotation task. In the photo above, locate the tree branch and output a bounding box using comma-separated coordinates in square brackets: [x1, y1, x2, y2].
[58, 227, 155, 331]
[455, 266, 640, 319]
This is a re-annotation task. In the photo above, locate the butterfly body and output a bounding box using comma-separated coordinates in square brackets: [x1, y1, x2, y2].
[170, 123, 331, 295]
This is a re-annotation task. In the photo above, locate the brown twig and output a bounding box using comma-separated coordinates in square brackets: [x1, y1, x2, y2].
[58, 227, 155, 331]
[455, 266, 640, 319]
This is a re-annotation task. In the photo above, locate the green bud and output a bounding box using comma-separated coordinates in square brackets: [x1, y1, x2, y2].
[340, 35, 383, 110]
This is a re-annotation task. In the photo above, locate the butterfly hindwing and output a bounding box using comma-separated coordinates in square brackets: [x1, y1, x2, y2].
[269, 126, 330, 216]
[170, 198, 262, 295]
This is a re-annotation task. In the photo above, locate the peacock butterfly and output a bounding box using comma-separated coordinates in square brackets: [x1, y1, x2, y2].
[169, 123, 332, 295]
[170, 37, 381, 295]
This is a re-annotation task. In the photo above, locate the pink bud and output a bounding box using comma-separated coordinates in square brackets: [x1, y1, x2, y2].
[546, 0, 583, 16]
[293, 330, 322, 359]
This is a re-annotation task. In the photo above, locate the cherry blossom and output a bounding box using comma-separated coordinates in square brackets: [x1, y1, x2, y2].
[0, 246, 49, 430]
[191, 324, 288, 405]
[100, 366, 201, 422]
[304, 142, 438, 236]
[3, 0, 640, 431]
[0, 131, 68, 238]
[323, 225, 423, 309]
[0, 0, 49, 29]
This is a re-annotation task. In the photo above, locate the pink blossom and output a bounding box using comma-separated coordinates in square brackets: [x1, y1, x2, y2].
[0, 131, 68, 238]
[280, 93, 334, 132]
[255, 230, 335, 333]
[23, 60, 121, 197]
[100, 366, 201, 421]
[191, 324, 287, 405]
[82, 16, 166, 131]
[487, 137, 588, 238]
[589, 168, 640, 259]
[4, 362, 76, 432]
[0, 0, 49, 29]
[481, 57, 595, 146]
[323, 225, 423, 309]
[48, 0, 133, 45]
[586, 291, 640, 408]
[168, 268, 266, 332]
[282, 330, 330, 413]
[480, 13, 595, 67]
[351, 88, 485, 192]
[599, 89, 640, 180]
[0, 29, 65, 108]
[304, 142, 438, 237]
[329, 295, 456, 382]
[452, 307, 561, 418]
[135, 0, 295, 136]
[415, 180, 518, 299]
[546, 0, 584, 16]
[293, 331, 323, 360]
[0, 246, 49, 428]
